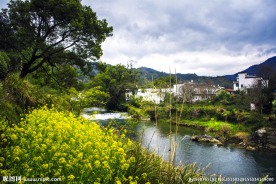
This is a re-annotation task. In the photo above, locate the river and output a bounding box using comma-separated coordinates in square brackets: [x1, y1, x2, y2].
[82, 108, 276, 179]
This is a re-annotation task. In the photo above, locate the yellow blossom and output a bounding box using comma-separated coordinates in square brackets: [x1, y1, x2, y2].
[1, 107, 136, 183]
[11, 134, 18, 141]
[68, 174, 75, 181]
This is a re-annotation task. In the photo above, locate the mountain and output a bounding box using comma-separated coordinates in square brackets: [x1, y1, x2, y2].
[224, 56, 276, 81]
[136, 67, 233, 88]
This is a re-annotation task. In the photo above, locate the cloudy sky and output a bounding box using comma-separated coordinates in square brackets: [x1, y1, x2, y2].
[1, 0, 276, 76]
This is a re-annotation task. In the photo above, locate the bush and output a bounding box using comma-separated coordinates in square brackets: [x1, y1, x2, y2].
[82, 86, 110, 107]
[2, 73, 36, 108]
[127, 105, 143, 119]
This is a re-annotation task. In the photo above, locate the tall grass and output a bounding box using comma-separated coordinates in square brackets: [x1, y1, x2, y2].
[126, 141, 222, 184]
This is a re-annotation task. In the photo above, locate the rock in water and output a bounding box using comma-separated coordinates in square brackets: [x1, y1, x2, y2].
[251, 127, 276, 150]
[191, 135, 223, 145]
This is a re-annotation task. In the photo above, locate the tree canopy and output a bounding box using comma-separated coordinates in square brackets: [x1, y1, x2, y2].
[87, 64, 138, 110]
[0, 0, 113, 79]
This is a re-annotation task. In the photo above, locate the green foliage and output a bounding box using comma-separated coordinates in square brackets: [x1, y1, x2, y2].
[216, 107, 232, 122]
[153, 75, 176, 88]
[0, 73, 85, 121]
[125, 96, 145, 119]
[52, 65, 79, 89]
[82, 86, 110, 107]
[0, 101, 22, 123]
[2, 73, 36, 109]
[0, 52, 9, 80]
[213, 91, 250, 111]
[88, 64, 138, 111]
[0, 0, 112, 78]
[214, 90, 231, 105]
[273, 100, 276, 114]
[127, 106, 143, 119]
[28, 62, 85, 90]
[0, 73, 37, 122]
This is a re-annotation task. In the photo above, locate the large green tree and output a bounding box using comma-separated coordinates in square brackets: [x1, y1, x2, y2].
[0, 0, 112, 79]
[88, 64, 138, 111]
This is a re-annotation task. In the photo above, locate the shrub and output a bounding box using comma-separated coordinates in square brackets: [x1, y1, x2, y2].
[233, 132, 250, 141]
[82, 86, 110, 107]
[127, 105, 143, 119]
[219, 124, 232, 137]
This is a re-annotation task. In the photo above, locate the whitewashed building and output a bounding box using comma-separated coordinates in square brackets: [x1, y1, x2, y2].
[126, 81, 223, 104]
[233, 73, 268, 91]
[174, 82, 223, 102]
[125, 88, 171, 104]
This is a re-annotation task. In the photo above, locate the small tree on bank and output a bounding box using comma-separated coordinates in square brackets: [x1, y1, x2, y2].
[248, 78, 274, 114]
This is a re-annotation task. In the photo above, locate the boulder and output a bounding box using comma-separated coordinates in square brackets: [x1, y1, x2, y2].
[191, 135, 223, 145]
[248, 127, 276, 151]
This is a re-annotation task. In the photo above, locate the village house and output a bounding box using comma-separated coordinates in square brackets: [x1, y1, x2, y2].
[233, 72, 269, 111]
[233, 72, 268, 91]
[173, 82, 224, 102]
[126, 81, 223, 104]
[125, 88, 171, 104]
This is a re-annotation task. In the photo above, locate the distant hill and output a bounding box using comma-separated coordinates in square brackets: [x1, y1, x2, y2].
[136, 67, 233, 88]
[224, 56, 276, 81]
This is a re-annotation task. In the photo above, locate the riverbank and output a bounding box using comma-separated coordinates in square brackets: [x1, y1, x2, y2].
[82, 108, 276, 179]
[171, 120, 276, 152]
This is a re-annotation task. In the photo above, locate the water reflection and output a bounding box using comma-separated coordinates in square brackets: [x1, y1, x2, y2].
[83, 109, 276, 178]
[134, 121, 276, 178]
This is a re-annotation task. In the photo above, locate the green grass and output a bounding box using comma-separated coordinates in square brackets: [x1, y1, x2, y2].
[180, 119, 249, 136]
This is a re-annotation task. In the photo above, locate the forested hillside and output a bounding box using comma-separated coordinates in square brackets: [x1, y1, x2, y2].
[136, 67, 233, 88]
[225, 56, 276, 81]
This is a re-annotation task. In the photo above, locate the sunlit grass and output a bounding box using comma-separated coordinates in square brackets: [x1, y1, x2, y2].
[181, 119, 249, 136]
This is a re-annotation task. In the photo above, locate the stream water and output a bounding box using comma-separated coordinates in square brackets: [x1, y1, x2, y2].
[82, 108, 276, 179]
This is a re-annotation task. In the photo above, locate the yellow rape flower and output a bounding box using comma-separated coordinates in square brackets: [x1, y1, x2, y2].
[141, 173, 147, 179]
[94, 160, 100, 168]
[59, 157, 66, 164]
[2, 106, 138, 183]
[68, 174, 75, 181]
[11, 134, 18, 141]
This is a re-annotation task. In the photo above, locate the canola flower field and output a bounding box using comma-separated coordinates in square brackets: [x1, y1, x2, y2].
[1, 106, 218, 183]
[0, 107, 150, 183]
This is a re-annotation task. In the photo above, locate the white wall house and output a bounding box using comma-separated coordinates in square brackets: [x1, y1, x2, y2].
[126, 81, 223, 104]
[126, 88, 171, 104]
[173, 82, 223, 102]
[233, 73, 268, 91]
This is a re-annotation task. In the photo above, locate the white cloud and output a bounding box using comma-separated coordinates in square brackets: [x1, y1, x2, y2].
[90, 0, 276, 76]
